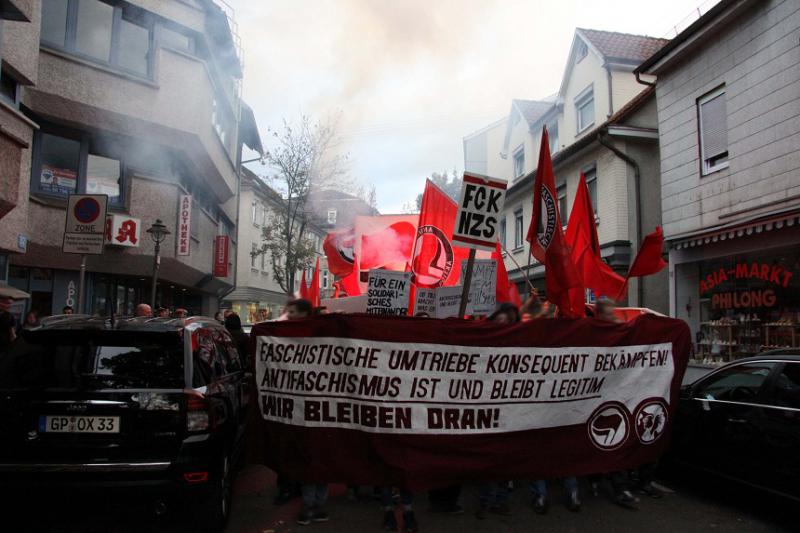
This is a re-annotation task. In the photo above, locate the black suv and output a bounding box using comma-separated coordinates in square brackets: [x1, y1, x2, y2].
[0, 315, 252, 531]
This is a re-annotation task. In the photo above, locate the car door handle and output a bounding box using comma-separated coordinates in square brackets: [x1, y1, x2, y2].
[727, 417, 748, 423]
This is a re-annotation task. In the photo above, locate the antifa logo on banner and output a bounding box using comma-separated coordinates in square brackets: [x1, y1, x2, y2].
[537, 187, 557, 250]
[412, 225, 454, 288]
[587, 402, 630, 451]
[634, 398, 668, 445]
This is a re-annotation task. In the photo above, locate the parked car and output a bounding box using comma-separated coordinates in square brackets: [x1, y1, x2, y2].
[0, 315, 252, 531]
[668, 353, 800, 501]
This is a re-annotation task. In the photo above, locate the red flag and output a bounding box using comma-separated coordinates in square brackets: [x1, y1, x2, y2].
[411, 180, 471, 288]
[525, 126, 582, 318]
[340, 253, 362, 296]
[616, 226, 668, 300]
[628, 226, 667, 277]
[565, 174, 626, 299]
[309, 257, 321, 308]
[323, 228, 355, 277]
[492, 242, 522, 307]
[299, 269, 309, 300]
[360, 220, 417, 271]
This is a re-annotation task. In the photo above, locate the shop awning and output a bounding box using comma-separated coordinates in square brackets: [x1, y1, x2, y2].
[670, 208, 800, 250]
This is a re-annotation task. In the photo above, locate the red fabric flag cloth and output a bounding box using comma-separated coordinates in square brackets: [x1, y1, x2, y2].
[565, 173, 626, 299]
[628, 226, 667, 277]
[299, 270, 309, 300]
[615, 226, 668, 300]
[525, 127, 582, 317]
[323, 227, 355, 277]
[411, 180, 471, 288]
[340, 253, 362, 297]
[492, 242, 522, 307]
[309, 257, 321, 308]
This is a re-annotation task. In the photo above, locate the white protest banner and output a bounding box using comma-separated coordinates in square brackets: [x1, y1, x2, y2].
[453, 172, 507, 251]
[435, 285, 472, 318]
[63, 194, 108, 255]
[177, 194, 192, 256]
[322, 295, 368, 314]
[366, 269, 411, 316]
[413, 288, 436, 316]
[461, 259, 497, 315]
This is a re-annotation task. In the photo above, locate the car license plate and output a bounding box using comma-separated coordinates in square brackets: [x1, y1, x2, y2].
[39, 415, 120, 434]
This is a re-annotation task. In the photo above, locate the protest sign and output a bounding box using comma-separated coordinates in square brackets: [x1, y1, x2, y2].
[461, 259, 497, 315]
[321, 295, 368, 314]
[366, 269, 412, 316]
[413, 288, 436, 316]
[435, 285, 471, 318]
[252, 313, 690, 489]
[453, 172, 507, 251]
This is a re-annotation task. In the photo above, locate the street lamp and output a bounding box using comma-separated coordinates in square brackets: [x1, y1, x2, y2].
[146, 219, 171, 311]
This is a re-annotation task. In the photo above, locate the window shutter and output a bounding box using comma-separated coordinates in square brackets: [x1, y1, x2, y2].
[700, 92, 728, 159]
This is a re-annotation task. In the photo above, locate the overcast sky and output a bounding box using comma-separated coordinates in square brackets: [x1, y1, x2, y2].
[229, 0, 716, 213]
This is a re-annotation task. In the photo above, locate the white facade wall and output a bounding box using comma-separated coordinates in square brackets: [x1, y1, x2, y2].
[561, 47, 610, 147]
[656, 0, 800, 238]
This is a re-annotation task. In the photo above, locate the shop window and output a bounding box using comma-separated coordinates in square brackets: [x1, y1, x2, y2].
[158, 24, 195, 54]
[698, 86, 729, 175]
[32, 129, 127, 206]
[40, 0, 153, 78]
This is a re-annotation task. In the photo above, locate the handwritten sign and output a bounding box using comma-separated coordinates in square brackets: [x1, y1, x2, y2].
[461, 259, 497, 315]
[366, 269, 411, 316]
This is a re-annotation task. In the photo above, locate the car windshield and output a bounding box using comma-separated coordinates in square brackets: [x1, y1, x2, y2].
[0, 329, 184, 390]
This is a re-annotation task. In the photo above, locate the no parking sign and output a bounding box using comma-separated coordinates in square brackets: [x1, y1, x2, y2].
[63, 194, 108, 254]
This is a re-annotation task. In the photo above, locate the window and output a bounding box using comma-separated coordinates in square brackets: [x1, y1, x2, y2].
[251, 243, 257, 268]
[327, 209, 337, 225]
[698, 86, 729, 175]
[514, 208, 523, 249]
[323, 270, 329, 289]
[769, 363, 800, 409]
[499, 217, 507, 249]
[575, 86, 595, 133]
[0, 69, 19, 105]
[694, 362, 776, 403]
[585, 167, 598, 215]
[513, 147, 525, 178]
[557, 183, 567, 226]
[251, 203, 258, 225]
[158, 24, 194, 54]
[576, 40, 588, 63]
[548, 123, 559, 155]
[33, 129, 129, 206]
[212, 98, 236, 158]
[40, 0, 153, 77]
[260, 246, 266, 271]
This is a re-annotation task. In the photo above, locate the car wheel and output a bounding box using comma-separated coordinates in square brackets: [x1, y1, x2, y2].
[196, 453, 233, 532]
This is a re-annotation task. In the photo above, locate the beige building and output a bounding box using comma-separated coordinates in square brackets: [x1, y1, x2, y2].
[636, 0, 800, 357]
[464, 28, 669, 310]
[2, 0, 261, 316]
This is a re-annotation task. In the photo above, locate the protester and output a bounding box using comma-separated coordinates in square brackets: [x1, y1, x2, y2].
[135, 303, 152, 317]
[62, 306, 74, 315]
[381, 487, 418, 532]
[174, 308, 188, 318]
[156, 307, 170, 318]
[530, 478, 580, 514]
[283, 298, 329, 525]
[224, 313, 250, 363]
[214, 311, 224, 323]
[17, 310, 39, 333]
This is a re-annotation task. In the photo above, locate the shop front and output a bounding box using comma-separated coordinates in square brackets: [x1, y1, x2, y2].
[224, 287, 286, 325]
[670, 214, 800, 365]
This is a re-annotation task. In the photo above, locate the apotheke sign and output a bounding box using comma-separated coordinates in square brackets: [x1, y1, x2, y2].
[177, 194, 192, 256]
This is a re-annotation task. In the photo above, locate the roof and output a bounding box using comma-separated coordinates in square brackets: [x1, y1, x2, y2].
[636, 0, 752, 75]
[512, 99, 554, 127]
[507, 86, 656, 197]
[577, 28, 669, 64]
[239, 102, 264, 155]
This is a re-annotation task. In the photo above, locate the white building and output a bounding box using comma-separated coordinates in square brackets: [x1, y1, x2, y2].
[465, 28, 670, 310]
[636, 0, 800, 358]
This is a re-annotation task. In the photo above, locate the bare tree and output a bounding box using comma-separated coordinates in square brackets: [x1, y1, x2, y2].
[415, 169, 462, 211]
[257, 115, 350, 294]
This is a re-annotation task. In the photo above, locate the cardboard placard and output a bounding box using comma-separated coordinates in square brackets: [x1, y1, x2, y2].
[366, 269, 412, 316]
[452, 172, 507, 251]
[413, 288, 436, 317]
[461, 259, 497, 316]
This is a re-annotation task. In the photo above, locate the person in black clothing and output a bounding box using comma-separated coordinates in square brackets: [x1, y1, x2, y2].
[224, 313, 250, 364]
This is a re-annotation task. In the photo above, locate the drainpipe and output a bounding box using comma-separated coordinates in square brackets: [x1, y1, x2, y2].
[605, 63, 614, 117]
[596, 132, 643, 306]
[635, 70, 656, 87]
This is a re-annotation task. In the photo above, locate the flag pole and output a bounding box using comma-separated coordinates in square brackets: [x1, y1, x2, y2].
[458, 248, 476, 317]
[502, 244, 535, 293]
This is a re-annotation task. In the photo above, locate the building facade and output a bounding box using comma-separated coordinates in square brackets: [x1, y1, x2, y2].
[2, 0, 261, 317]
[637, 0, 800, 358]
[465, 28, 669, 311]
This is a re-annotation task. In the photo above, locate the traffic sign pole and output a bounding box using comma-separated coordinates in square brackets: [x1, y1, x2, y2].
[77, 255, 86, 314]
[458, 248, 476, 318]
